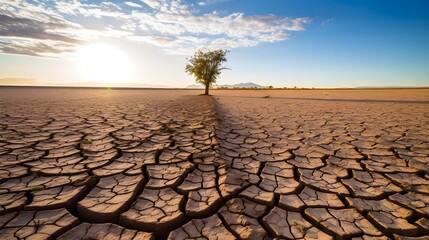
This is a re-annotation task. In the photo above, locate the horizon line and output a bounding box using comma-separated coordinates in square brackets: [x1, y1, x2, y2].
[1, 85, 429, 90]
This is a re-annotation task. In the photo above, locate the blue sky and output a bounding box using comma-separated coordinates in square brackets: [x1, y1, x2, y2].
[0, 0, 428, 87]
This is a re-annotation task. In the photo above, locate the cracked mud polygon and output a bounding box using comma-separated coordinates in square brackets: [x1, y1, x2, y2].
[1, 88, 428, 240]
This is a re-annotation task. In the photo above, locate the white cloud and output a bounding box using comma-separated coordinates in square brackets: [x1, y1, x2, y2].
[55, 0, 125, 18]
[322, 17, 335, 26]
[0, 0, 84, 57]
[124, 2, 142, 8]
[140, 0, 161, 9]
[128, 35, 176, 47]
[0, 37, 77, 58]
[125, 2, 310, 54]
[197, 0, 230, 7]
[0, 0, 311, 57]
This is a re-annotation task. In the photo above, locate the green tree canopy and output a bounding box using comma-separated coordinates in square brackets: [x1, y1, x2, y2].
[185, 49, 229, 95]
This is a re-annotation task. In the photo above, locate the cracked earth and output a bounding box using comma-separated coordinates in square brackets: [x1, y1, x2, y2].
[0, 88, 428, 240]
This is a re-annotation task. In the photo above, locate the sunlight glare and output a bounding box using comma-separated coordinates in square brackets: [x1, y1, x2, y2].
[76, 44, 132, 83]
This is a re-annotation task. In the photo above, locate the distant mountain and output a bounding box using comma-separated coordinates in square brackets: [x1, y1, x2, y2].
[187, 82, 267, 89]
[218, 82, 267, 88]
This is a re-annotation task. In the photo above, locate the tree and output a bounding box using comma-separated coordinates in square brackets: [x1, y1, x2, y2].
[185, 49, 229, 95]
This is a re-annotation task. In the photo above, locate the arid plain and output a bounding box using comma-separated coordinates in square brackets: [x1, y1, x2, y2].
[0, 88, 428, 240]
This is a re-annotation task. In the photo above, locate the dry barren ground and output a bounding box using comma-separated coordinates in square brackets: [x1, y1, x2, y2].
[0, 88, 428, 240]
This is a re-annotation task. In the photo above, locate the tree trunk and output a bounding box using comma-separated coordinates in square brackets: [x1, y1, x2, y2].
[204, 84, 209, 95]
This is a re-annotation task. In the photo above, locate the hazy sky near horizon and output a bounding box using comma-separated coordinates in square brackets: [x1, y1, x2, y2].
[0, 0, 428, 88]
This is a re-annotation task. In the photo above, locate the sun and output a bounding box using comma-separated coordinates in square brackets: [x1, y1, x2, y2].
[76, 44, 132, 83]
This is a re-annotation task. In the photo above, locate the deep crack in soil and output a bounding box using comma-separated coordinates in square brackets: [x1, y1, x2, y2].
[0, 88, 428, 240]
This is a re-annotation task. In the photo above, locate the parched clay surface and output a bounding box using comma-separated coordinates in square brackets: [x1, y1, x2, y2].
[0, 88, 428, 239]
